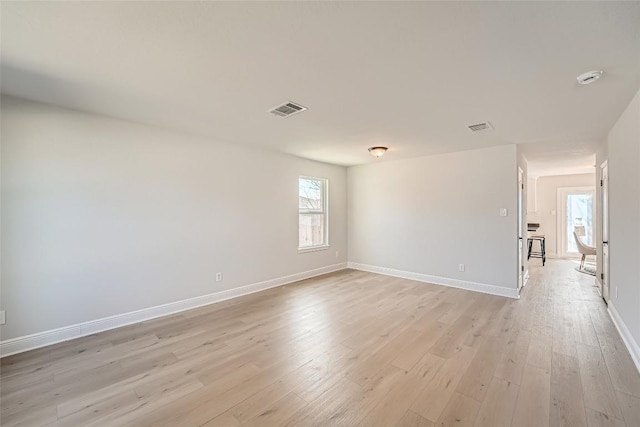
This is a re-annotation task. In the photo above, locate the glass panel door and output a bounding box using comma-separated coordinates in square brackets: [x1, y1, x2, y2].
[558, 186, 596, 257]
[566, 192, 594, 253]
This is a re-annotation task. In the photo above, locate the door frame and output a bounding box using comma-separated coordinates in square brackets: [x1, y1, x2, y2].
[517, 167, 525, 291]
[556, 186, 596, 258]
[601, 160, 610, 303]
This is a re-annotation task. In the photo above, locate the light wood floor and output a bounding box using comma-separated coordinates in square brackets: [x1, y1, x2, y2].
[2, 260, 640, 426]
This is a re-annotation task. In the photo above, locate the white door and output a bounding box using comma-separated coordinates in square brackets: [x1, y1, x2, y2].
[557, 187, 596, 258]
[601, 162, 610, 303]
[518, 167, 524, 290]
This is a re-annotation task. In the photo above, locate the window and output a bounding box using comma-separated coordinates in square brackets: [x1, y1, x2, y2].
[299, 176, 328, 250]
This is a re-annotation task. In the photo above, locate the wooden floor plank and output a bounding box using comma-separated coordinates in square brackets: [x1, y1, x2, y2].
[576, 343, 624, 421]
[550, 352, 588, 427]
[410, 345, 477, 422]
[397, 410, 435, 427]
[599, 332, 640, 398]
[456, 334, 504, 401]
[511, 364, 551, 427]
[0, 261, 636, 427]
[242, 392, 308, 427]
[493, 328, 531, 385]
[585, 408, 625, 427]
[200, 411, 241, 427]
[473, 376, 519, 427]
[435, 392, 481, 427]
[526, 334, 552, 371]
[616, 390, 640, 427]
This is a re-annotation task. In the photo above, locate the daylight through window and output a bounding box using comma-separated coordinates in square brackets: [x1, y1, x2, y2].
[299, 177, 328, 249]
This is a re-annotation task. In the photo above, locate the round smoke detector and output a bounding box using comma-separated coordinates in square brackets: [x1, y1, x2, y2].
[577, 70, 603, 85]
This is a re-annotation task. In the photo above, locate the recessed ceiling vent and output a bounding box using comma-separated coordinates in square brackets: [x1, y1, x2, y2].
[268, 101, 307, 118]
[577, 70, 603, 85]
[468, 121, 493, 132]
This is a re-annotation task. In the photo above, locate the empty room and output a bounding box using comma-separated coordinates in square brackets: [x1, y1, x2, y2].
[2, 1, 640, 426]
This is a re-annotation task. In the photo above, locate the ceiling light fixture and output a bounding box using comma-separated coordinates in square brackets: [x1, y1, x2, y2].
[368, 146, 388, 158]
[577, 70, 603, 85]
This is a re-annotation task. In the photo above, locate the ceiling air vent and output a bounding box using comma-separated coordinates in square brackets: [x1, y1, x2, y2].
[268, 101, 307, 118]
[467, 121, 493, 132]
[577, 70, 603, 85]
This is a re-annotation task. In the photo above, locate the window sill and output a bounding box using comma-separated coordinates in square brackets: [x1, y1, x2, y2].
[298, 245, 330, 254]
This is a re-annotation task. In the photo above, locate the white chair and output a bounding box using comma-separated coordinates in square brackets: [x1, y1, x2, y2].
[573, 231, 596, 269]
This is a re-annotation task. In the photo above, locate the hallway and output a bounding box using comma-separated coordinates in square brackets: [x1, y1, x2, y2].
[521, 259, 640, 426]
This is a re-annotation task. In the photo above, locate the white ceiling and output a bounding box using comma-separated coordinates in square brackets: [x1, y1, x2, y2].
[520, 140, 598, 178]
[2, 1, 640, 167]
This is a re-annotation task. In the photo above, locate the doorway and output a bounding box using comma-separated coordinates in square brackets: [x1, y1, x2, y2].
[557, 186, 596, 258]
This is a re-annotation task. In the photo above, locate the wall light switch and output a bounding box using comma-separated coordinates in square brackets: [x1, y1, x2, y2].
[500, 208, 508, 217]
[0, 310, 5, 325]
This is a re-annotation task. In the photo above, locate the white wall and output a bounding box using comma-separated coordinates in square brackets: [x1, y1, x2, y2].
[607, 88, 640, 361]
[0, 96, 348, 341]
[531, 173, 596, 256]
[348, 145, 519, 294]
[527, 177, 537, 214]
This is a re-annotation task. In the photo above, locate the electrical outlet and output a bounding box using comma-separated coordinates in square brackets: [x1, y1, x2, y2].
[335, 250, 339, 258]
[615, 287, 618, 298]
[500, 208, 508, 217]
[216, 272, 223, 282]
[459, 264, 465, 272]
[0, 310, 5, 325]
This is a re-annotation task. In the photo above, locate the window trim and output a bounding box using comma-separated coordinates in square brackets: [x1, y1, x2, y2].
[298, 176, 329, 252]
[297, 244, 330, 254]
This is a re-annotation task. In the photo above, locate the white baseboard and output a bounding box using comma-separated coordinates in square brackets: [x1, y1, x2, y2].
[546, 253, 584, 261]
[347, 262, 520, 299]
[608, 303, 640, 374]
[0, 262, 348, 358]
[546, 253, 582, 260]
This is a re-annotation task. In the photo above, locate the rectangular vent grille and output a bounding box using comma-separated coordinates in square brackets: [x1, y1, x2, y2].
[268, 101, 307, 118]
[468, 122, 493, 132]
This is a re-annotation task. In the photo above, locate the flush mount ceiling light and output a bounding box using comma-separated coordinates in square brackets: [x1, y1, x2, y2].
[368, 146, 388, 158]
[577, 70, 603, 85]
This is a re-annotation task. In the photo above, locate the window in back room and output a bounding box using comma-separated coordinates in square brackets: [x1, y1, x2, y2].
[298, 176, 328, 250]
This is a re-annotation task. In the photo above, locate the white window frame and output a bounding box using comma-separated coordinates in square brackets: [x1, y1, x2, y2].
[298, 176, 329, 252]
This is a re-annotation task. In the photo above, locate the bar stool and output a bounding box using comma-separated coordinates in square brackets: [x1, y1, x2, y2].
[527, 235, 546, 266]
